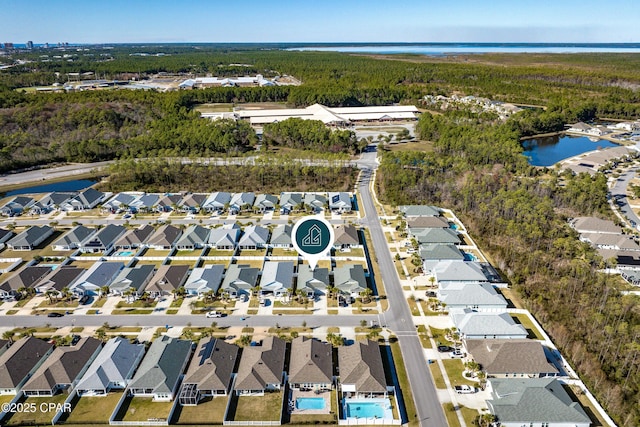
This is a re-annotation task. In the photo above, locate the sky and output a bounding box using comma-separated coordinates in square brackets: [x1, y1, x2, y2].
[1, 0, 639, 44]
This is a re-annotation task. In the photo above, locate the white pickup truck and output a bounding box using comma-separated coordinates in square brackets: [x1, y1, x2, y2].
[454, 385, 476, 394]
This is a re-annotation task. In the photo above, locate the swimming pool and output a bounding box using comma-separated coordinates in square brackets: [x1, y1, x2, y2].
[116, 251, 134, 256]
[344, 399, 391, 419]
[296, 397, 325, 410]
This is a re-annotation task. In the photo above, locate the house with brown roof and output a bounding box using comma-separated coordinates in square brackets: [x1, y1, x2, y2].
[34, 266, 85, 297]
[22, 337, 102, 396]
[234, 336, 286, 396]
[288, 337, 333, 391]
[338, 340, 387, 398]
[147, 224, 182, 250]
[334, 225, 360, 249]
[0, 266, 52, 299]
[179, 338, 239, 405]
[113, 225, 155, 250]
[144, 264, 190, 297]
[0, 337, 54, 395]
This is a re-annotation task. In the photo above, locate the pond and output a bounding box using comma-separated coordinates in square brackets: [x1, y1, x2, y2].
[1, 178, 98, 197]
[521, 134, 619, 166]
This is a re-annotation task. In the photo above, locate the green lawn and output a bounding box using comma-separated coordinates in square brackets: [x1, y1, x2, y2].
[442, 359, 477, 387]
[231, 392, 282, 421]
[174, 395, 229, 424]
[4, 394, 68, 426]
[388, 341, 417, 426]
[236, 249, 267, 257]
[272, 309, 313, 315]
[443, 402, 461, 427]
[510, 313, 545, 340]
[116, 300, 157, 308]
[62, 392, 123, 424]
[174, 249, 203, 257]
[141, 249, 171, 258]
[167, 258, 198, 266]
[111, 308, 154, 315]
[430, 327, 455, 346]
[117, 396, 173, 422]
[202, 248, 235, 257]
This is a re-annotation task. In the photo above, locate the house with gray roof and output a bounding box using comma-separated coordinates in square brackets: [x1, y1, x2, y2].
[438, 282, 507, 312]
[487, 378, 591, 427]
[75, 337, 145, 396]
[179, 338, 238, 405]
[580, 233, 640, 251]
[175, 225, 210, 251]
[114, 224, 155, 250]
[333, 264, 367, 297]
[109, 265, 156, 299]
[420, 244, 465, 273]
[130, 193, 159, 213]
[64, 187, 105, 211]
[234, 336, 286, 395]
[0, 266, 52, 299]
[22, 337, 102, 396]
[0, 337, 54, 395]
[297, 265, 330, 297]
[451, 309, 528, 340]
[147, 224, 182, 250]
[80, 224, 126, 253]
[144, 265, 190, 298]
[338, 340, 387, 397]
[128, 336, 192, 401]
[179, 193, 207, 213]
[1, 196, 35, 217]
[221, 264, 259, 298]
[208, 224, 241, 250]
[410, 227, 460, 245]
[304, 193, 327, 213]
[184, 265, 224, 296]
[37, 192, 75, 213]
[334, 224, 360, 249]
[289, 337, 333, 390]
[155, 194, 182, 213]
[270, 224, 292, 249]
[570, 216, 621, 234]
[34, 266, 85, 296]
[398, 205, 440, 218]
[7, 225, 54, 250]
[101, 193, 138, 213]
[279, 192, 303, 214]
[406, 216, 449, 229]
[328, 192, 352, 213]
[433, 260, 491, 285]
[260, 261, 294, 297]
[238, 225, 269, 250]
[71, 261, 124, 296]
[253, 194, 278, 212]
[229, 192, 255, 214]
[52, 225, 95, 251]
[203, 192, 231, 213]
[0, 228, 13, 245]
[464, 339, 559, 379]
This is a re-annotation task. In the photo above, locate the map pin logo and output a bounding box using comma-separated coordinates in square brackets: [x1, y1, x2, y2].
[292, 215, 335, 271]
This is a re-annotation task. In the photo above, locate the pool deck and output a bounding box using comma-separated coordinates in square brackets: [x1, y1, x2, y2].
[289, 389, 331, 415]
[343, 397, 394, 421]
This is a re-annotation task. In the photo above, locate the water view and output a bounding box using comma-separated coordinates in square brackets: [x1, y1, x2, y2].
[521, 135, 619, 167]
[2, 178, 98, 197]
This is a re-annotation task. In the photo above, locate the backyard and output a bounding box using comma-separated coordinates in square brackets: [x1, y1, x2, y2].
[228, 391, 283, 422]
[174, 395, 228, 424]
[61, 392, 123, 424]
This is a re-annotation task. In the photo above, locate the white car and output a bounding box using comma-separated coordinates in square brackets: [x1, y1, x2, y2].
[454, 385, 476, 394]
[205, 311, 223, 318]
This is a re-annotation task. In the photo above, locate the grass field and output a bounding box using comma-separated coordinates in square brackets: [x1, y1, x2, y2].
[442, 359, 477, 387]
[174, 395, 228, 424]
[4, 394, 68, 426]
[230, 392, 282, 422]
[117, 396, 173, 422]
[62, 392, 123, 424]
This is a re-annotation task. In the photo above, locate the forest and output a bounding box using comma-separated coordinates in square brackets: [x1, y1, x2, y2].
[262, 118, 365, 154]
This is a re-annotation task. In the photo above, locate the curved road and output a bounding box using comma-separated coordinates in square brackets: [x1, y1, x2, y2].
[610, 167, 640, 227]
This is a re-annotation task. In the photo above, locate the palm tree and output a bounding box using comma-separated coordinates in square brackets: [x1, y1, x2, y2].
[100, 285, 110, 298]
[326, 284, 337, 300]
[45, 289, 57, 304]
[61, 287, 72, 303]
[16, 286, 27, 301]
[360, 288, 373, 304]
[2, 330, 14, 344]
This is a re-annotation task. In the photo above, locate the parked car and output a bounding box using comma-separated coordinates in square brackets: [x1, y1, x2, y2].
[79, 294, 90, 305]
[47, 312, 64, 318]
[205, 311, 223, 318]
[437, 345, 452, 353]
[70, 335, 81, 345]
[450, 350, 465, 358]
[454, 385, 476, 394]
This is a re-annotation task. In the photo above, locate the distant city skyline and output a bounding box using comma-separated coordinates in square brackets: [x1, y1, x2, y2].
[2, 0, 639, 44]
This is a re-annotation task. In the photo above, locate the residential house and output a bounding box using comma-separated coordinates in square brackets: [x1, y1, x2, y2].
[113, 224, 155, 250]
[567, 122, 593, 134]
[451, 309, 528, 340]
[304, 193, 327, 213]
[409, 227, 460, 245]
[0, 340, 8, 356]
[580, 233, 640, 251]
[221, 264, 259, 299]
[7, 225, 54, 250]
[109, 265, 156, 299]
[127, 336, 192, 401]
[62, 188, 105, 211]
[289, 337, 333, 391]
[75, 337, 146, 396]
[147, 224, 182, 250]
[433, 260, 492, 285]
[184, 265, 224, 296]
[130, 193, 159, 213]
[51, 225, 95, 251]
[179, 193, 207, 213]
[260, 261, 294, 297]
[79, 224, 126, 253]
[175, 225, 210, 251]
[253, 194, 278, 213]
[101, 193, 138, 213]
[279, 192, 303, 214]
[144, 264, 190, 298]
[297, 265, 330, 297]
[328, 192, 352, 213]
[486, 378, 591, 427]
[406, 216, 449, 229]
[234, 336, 286, 395]
[420, 244, 465, 273]
[229, 192, 255, 214]
[36, 192, 75, 213]
[1, 196, 35, 216]
[464, 339, 559, 379]
[34, 266, 85, 297]
[569, 216, 622, 235]
[0, 337, 54, 395]
[179, 338, 239, 405]
[270, 224, 292, 249]
[155, 194, 182, 212]
[238, 225, 269, 250]
[208, 223, 241, 250]
[22, 337, 102, 396]
[71, 261, 124, 296]
[334, 224, 360, 249]
[203, 192, 231, 213]
[338, 340, 387, 398]
[438, 282, 508, 312]
[0, 266, 52, 299]
[398, 205, 440, 218]
[333, 264, 367, 298]
[0, 228, 13, 245]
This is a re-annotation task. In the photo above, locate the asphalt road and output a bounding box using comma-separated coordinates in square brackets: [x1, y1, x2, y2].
[610, 167, 640, 227]
[357, 146, 448, 427]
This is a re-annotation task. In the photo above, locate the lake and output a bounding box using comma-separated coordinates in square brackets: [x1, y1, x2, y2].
[1, 178, 99, 197]
[521, 135, 619, 166]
